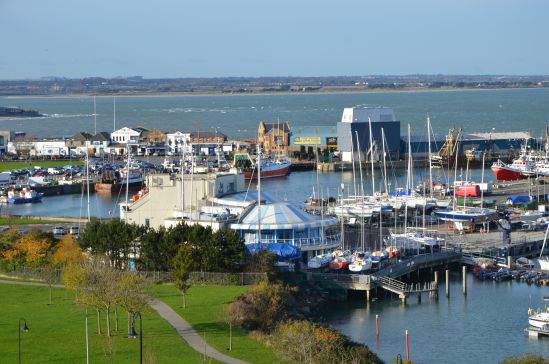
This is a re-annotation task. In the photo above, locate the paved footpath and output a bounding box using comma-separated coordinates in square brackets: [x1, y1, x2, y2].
[0, 279, 250, 364]
[149, 298, 250, 364]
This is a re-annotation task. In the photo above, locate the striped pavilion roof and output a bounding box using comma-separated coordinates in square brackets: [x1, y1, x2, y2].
[229, 202, 337, 230]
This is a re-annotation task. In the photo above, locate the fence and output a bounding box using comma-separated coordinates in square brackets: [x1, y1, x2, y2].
[139, 271, 267, 285]
[1, 267, 267, 287]
[0, 266, 63, 283]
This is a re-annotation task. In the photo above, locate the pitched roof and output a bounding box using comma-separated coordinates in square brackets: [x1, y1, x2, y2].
[91, 132, 111, 141]
[190, 130, 227, 139]
[262, 121, 290, 134]
[72, 132, 92, 141]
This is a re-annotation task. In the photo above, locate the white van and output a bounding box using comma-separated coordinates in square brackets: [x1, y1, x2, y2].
[0, 172, 14, 187]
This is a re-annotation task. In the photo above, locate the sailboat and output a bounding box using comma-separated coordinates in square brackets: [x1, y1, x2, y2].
[538, 223, 549, 271]
[348, 251, 373, 272]
[435, 138, 497, 226]
[307, 252, 333, 269]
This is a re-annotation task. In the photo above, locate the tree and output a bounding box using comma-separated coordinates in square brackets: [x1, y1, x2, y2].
[40, 264, 59, 305]
[172, 244, 193, 308]
[0, 228, 21, 254]
[243, 249, 277, 273]
[70, 260, 119, 336]
[116, 272, 148, 335]
[202, 228, 245, 272]
[3, 229, 53, 267]
[52, 235, 84, 266]
[78, 219, 144, 269]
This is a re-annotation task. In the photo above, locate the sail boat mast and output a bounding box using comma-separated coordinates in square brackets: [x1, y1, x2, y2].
[93, 96, 97, 135]
[427, 116, 433, 199]
[257, 144, 262, 243]
[368, 117, 375, 196]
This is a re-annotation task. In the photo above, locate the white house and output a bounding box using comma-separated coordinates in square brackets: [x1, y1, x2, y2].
[85, 132, 112, 157]
[166, 131, 191, 155]
[33, 140, 69, 157]
[110, 127, 141, 145]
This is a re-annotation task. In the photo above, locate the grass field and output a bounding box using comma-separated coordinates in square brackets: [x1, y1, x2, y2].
[0, 283, 218, 363]
[151, 284, 291, 364]
[0, 160, 84, 172]
[0, 218, 69, 225]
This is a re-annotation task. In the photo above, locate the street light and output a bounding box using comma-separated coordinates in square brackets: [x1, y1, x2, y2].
[129, 312, 142, 364]
[18, 318, 29, 364]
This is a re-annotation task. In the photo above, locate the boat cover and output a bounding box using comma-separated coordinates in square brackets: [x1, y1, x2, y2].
[507, 195, 531, 205]
[389, 189, 411, 196]
[246, 242, 302, 260]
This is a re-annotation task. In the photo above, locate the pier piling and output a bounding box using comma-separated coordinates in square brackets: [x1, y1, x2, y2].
[405, 330, 410, 361]
[445, 270, 450, 298]
[433, 271, 439, 300]
[462, 266, 467, 296]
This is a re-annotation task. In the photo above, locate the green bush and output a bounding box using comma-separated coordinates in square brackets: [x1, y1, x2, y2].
[500, 354, 549, 364]
[229, 280, 296, 331]
[270, 320, 382, 364]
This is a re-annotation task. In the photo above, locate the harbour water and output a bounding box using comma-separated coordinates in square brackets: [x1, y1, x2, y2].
[2, 89, 549, 362]
[323, 273, 549, 364]
[1, 167, 488, 219]
[2, 88, 549, 139]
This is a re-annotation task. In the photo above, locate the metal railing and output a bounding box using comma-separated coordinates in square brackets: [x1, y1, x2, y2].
[247, 233, 341, 248]
[309, 272, 371, 285]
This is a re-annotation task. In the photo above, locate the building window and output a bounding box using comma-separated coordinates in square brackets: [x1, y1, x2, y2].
[145, 218, 150, 227]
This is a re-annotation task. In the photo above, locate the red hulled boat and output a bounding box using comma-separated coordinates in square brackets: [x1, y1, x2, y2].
[491, 159, 532, 181]
[234, 153, 291, 180]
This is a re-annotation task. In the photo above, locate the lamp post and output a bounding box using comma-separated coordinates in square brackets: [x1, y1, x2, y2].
[18, 318, 29, 364]
[129, 312, 142, 364]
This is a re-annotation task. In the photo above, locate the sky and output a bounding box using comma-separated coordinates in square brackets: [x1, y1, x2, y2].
[1, 0, 548, 79]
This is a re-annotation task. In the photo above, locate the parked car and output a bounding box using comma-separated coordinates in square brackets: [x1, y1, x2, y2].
[69, 226, 80, 235]
[52, 226, 67, 235]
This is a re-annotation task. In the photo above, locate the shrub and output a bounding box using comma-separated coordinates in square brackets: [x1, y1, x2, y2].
[500, 354, 549, 364]
[270, 320, 382, 364]
[229, 280, 296, 331]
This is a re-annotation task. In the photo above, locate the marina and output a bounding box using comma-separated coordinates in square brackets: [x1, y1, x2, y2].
[3, 90, 549, 363]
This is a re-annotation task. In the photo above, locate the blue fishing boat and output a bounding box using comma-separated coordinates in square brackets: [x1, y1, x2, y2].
[7, 188, 44, 204]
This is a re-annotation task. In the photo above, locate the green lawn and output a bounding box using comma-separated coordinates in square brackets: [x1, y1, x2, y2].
[0, 218, 69, 225]
[151, 284, 291, 364]
[0, 283, 218, 363]
[0, 160, 83, 172]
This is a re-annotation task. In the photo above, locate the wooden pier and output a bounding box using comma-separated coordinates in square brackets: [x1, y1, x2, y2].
[526, 326, 549, 338]
[307, 250, 461, 302]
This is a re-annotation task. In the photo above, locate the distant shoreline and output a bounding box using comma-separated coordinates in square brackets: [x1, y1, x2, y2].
[3, 86, 547, 100]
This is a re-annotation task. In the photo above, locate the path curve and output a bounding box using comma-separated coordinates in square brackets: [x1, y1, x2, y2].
[149, 298, 250, 364]
[0, 279, 250, 364]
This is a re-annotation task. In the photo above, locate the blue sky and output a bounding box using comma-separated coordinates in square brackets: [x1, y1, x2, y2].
[1, 0, 548, 79]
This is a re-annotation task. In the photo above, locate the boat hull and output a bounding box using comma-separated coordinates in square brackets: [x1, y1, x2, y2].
[95, 180, 144, 192]
[491, 165, 526, 181]
[529, 313, 549, 329]
[244, 164, 290, 180]
[329, 261, 351, 270]
[7, 194, 43, 204]
[348, 259, 372, 272]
